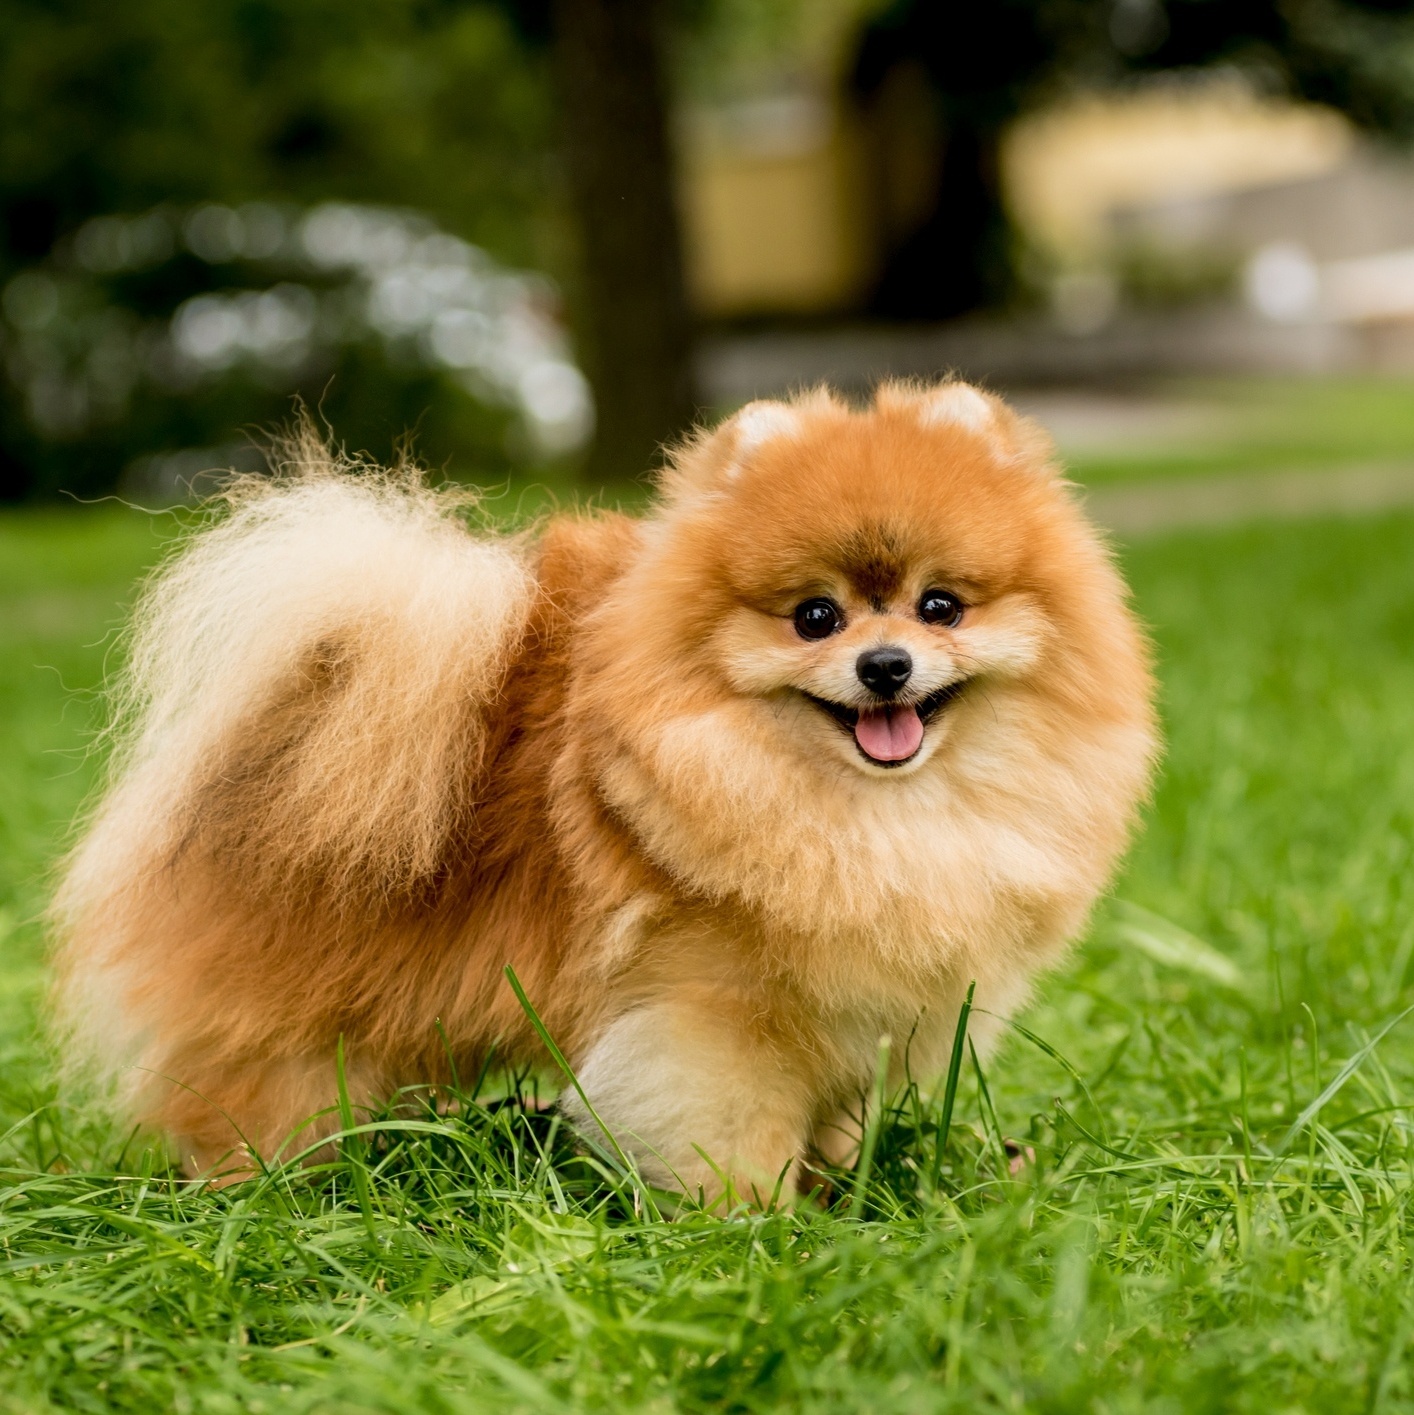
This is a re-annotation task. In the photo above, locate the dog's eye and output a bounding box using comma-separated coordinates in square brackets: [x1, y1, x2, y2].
[793, 598, 842, 640]
[918, 589, 964, 627]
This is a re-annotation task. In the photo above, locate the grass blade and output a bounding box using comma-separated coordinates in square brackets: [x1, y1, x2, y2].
[996, 1015, 1108, 1140]
[931, 981, 975, 1191]
[1275, 1001, 1414, 1157]
[335, 1034, 378, 1246]
[503, 964, 656, 1218]
[1108, 900, 1244, 989]
[848, 1034, 892, 1219]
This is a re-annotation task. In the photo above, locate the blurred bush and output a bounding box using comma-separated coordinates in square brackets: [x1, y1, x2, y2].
[3, 201, 591, 501]
[0, 0, 582, 499]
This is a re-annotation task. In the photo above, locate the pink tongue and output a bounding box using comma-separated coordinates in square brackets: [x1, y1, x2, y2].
[854, 705, 924, 763]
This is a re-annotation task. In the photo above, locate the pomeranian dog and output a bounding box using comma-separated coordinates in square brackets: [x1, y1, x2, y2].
[53, 381, 1156, 1201]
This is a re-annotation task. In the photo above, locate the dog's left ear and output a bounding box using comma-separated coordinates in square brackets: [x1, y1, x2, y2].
[661, 392, 837, 499]
[911, 381, 1000, 432]
[881, 380, 1058, 471]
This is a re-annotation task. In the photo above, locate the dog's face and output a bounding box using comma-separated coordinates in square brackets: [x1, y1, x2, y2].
[580, 379, 1155, 954]
[645, 382, 1129, 782]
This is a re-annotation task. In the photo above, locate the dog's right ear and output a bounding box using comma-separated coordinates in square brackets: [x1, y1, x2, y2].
[661, 391, 840, 500]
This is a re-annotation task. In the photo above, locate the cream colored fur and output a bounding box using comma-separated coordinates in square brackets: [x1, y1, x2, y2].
[53, 432, 532, 1108]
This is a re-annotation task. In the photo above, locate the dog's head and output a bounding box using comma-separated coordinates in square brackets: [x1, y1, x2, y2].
[628, 380, 1148, 780]
[577, 379, 1156, 954]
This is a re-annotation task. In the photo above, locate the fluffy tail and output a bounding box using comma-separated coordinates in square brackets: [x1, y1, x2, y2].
[52, 431, 534, 1089]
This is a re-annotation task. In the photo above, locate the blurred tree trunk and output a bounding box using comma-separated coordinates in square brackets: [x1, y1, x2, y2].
[550, 0, 696, 482]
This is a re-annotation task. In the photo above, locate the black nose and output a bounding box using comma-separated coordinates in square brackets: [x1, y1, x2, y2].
[856, 646, 912, 697]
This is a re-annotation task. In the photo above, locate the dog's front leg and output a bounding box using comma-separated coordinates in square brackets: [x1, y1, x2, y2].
[562, 995, 812, 1210]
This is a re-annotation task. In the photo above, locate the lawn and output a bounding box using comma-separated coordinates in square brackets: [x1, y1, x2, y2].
[5, 451, 1414, 1410]
[1063, 376, 1414, 485]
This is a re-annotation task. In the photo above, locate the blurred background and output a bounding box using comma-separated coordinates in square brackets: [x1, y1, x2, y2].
[8, 0, 1414, 503]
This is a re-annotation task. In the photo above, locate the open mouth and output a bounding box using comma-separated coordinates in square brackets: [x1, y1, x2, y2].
[801, 681, 967, 768]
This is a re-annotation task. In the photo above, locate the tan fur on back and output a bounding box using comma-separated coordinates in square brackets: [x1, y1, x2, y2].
[52, 389, 1157, 1198]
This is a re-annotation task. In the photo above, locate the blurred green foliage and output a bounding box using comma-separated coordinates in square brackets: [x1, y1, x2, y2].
[0, 0, 555, 273]
[0, 0, 565, 499]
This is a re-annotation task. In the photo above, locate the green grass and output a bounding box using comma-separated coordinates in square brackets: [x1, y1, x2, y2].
[5, 492, 1414, 1411]
[1067, 376, 1414, 485]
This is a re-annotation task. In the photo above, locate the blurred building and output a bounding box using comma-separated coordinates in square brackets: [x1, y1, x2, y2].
[1008, 82, 1353, 266]
[1113, 146, 1414, 359]
[679, 93, 869, 316]
[678, 71, 1361, 321]
[680, 56, 1414, 397]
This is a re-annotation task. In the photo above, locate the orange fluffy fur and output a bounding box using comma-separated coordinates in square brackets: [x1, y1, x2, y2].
[52, 383, 1157, 1200]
